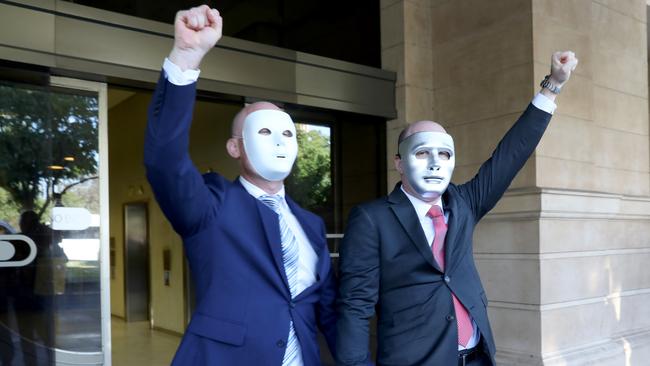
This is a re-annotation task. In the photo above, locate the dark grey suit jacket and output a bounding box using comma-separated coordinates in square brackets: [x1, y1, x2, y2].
[336, 104, 552, 366]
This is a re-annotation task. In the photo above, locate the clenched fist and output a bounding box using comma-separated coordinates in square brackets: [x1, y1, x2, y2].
[168, 5, 223, 71]
[549, 51, 578, 87]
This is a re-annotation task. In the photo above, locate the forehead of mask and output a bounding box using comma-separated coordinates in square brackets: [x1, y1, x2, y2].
[398, 131, 455, 158]
[242, 109, 297, 143]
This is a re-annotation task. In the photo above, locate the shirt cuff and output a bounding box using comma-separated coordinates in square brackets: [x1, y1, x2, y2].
[531, 93, 557, 115]
[163, 58, 200, 86]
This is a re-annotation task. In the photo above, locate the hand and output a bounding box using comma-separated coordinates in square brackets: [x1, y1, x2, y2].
[549, 51, 578, 86]
[168, 5, 223, 71]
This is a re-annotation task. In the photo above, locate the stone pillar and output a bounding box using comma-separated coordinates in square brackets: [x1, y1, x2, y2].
[526, 1, 650, 365]
[381, 0, 435, 187]
[382, 0, 650, 364]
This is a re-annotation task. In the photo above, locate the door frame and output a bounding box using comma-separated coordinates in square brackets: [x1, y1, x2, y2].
[49, 76, 111, 366]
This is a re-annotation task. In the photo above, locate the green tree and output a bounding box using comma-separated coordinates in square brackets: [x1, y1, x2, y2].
[286, 127, 331, 211]
[0, 84, 98, 219]
[0, 187, 21, 229]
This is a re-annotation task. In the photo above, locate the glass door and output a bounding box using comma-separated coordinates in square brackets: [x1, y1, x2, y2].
[0, 75, 110, 365]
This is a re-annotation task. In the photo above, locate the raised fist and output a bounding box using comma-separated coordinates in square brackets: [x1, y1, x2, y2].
[169, 5, 223, 71]
[549, 51, 578, 86]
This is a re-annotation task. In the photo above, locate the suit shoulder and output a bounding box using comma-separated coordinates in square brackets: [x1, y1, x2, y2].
[446, 182, 460, 195]
[349, 196, 390, 217]
[202, 172, 234, 196]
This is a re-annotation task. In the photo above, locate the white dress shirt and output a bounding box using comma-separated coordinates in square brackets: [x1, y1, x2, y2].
[163, 57, 200, 85]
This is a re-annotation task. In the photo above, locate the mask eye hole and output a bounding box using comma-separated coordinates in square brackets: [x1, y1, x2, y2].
[282, 130, 293, 137]
[439, 151, 451, 160]
[258, 128, 271, 135]
[415, 150, 429, 159]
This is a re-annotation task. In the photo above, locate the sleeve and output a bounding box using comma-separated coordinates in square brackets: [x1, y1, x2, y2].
[144, 71, 224, 237]
[335, 206, 379, 366]
[457, 103, 552, 220]
[317, 220, 338, 356]
[531, 93, 557, 114]
[163, 58, 201, 86]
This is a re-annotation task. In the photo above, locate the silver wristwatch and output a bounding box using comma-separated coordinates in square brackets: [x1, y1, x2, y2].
[540, 74, 561, 94]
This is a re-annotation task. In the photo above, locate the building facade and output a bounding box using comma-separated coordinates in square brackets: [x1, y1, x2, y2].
[0, 0, 648, 365]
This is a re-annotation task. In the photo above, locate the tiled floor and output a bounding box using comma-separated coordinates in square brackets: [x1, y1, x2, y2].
[111, 318, 180, 366]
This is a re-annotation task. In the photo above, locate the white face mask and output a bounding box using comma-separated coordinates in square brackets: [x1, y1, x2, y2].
[242, 109, 298, 181]
[398, 131, 455, 201]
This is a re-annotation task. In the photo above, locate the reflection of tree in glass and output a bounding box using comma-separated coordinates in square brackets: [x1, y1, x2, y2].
[286, 126, 331, 212]
[0, 188, 21, 228]
[0, 84, 98, 219]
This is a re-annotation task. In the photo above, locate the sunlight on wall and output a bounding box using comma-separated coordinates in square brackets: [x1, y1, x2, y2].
[622, 337, 632, 366]
[605, 258, 622, 321]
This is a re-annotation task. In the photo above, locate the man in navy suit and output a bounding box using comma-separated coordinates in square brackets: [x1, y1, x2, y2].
[336, 52, 578, 366]
[145, 6, 336, 365]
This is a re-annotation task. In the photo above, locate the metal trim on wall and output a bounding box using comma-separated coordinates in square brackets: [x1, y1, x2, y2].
[0, 0, 396, 118]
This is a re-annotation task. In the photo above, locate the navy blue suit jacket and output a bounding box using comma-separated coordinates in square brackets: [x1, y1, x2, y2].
[336, 104, 552, 366]
[144, 73, 337, 365]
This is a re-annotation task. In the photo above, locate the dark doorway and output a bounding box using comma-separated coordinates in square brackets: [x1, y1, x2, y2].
[123, 202, 150, 322]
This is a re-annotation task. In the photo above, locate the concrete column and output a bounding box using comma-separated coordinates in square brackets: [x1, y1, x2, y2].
[382, 0, 650, 364]
[526, 1, 650, 365]
[381, 0, 435, 188]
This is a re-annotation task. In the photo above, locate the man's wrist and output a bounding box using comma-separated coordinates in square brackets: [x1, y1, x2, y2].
[539, 74, 562, 94]
[168, 47, 204, 71]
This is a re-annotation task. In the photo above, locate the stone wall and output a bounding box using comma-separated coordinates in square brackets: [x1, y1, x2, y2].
[381, 0, 650, 364]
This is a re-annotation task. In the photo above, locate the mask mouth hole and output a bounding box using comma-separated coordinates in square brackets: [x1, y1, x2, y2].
[423, 176, 444, 183]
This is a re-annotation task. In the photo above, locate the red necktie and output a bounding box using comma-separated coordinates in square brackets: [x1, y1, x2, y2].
[427, 205, 473, 347]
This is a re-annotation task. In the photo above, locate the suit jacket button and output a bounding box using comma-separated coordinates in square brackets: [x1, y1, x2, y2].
[446, 314, 455, 321]
[444, 275, 450, 283]
[277, 339, 286, 348]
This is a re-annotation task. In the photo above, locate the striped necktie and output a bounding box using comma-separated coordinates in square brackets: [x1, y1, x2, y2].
[259, 195, 301, 365]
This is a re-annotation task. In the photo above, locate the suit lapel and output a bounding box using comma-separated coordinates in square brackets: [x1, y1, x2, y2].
[234, 179, 290, 293]
[388, 185, 440, 271]
[285, 196, 322, 254]
[442, 189, 468, 275]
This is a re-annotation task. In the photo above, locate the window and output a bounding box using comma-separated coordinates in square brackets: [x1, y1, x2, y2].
[0, 79, 104, 363]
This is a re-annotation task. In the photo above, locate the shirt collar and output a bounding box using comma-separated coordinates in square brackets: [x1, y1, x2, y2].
[400, 185, 444, 219]
[238, 176, 286, 199]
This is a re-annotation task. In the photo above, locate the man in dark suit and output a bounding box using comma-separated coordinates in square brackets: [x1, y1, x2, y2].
[336, 52, 578, 366]
[145, 6, 336, 365]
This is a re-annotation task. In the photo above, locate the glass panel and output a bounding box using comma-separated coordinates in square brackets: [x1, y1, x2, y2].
[0, 81, 102, 365]
[285, 122, 333, 227]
